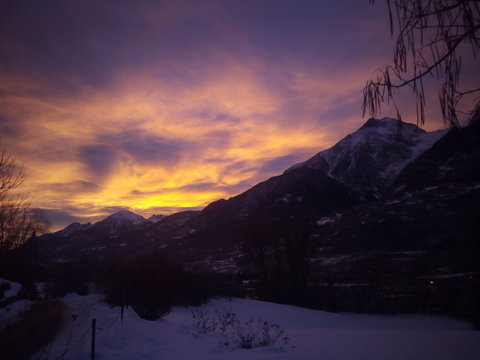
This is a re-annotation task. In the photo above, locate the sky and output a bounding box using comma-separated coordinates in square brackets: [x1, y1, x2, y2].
[0, 0, 472, 231]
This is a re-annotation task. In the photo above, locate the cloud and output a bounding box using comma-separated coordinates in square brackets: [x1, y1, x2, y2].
[79, 144, 118, 180]
[103, 130, 194, 167]
[0, 60, 367, 228]
[41, 205, 131, 231]
[36, 180, 101, 194]
[0, 115, 24, 139]
[40, 209, 88, 231]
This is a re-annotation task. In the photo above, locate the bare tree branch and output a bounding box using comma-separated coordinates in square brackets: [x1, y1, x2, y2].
[0, 145, 50, 251]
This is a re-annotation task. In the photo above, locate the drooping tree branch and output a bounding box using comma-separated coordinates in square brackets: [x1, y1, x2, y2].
[364, 0, 480, 127]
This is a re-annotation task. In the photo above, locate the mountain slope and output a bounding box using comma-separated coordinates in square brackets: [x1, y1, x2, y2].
[88, 210, 149, 237]
[288, 117, 446, 199]
[38, 210, 151, 261]
[195, 166, 358, 227]
[392, 120, 480, 192]
[185, 118, 446, 233]
[52, 222, 92, 237]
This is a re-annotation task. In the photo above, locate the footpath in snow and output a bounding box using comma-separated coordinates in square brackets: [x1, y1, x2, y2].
[31, 294, 480, 360]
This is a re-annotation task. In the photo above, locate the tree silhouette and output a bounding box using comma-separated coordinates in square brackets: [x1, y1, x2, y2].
[0, 146, 49, 251]
[363, 0, 480, 127]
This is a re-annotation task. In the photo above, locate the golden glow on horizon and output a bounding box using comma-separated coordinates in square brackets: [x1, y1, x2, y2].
[0, 64, 348, 228]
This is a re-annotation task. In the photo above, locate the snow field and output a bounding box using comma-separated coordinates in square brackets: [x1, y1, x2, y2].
[0, 278, 32, 332]
[32, 294, 480, 360]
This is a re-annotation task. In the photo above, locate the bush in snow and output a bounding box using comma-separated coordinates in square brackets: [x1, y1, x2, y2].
[101, 252, 219, 320]
[214, 308, 239, 334]
[192, 308, 289, 349]
[192, 309, 217, 334]
[233, 318, 288, 349]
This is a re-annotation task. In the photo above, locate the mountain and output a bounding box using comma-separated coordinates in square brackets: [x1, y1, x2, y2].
[148, 214, 166, 223]
[38, 210, 151, 261]
[160, 117, 448, 246]
[88, 210, 149, 237]
[155, 118, 478, 280]
[287, 117, 446, 199]
[52, 222, 92, 237]
[392, 120, 480, 192]
[194, 166, 358, 227]
[39, 118, 478, 271]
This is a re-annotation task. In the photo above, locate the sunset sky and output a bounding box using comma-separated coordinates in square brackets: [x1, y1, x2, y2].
[0, 0, 468, 230]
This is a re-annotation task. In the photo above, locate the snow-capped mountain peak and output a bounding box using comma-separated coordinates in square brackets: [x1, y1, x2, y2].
[106, 210, 147, 225]
[287, 118, 447, 198]
[54, 222, 92, 237]
[87, 210, 149, 237]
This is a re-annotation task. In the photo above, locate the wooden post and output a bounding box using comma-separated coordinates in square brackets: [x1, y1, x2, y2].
[91, 318, 96, 360]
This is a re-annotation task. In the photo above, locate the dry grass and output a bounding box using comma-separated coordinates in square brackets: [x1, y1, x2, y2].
[0, 300, 66, 360]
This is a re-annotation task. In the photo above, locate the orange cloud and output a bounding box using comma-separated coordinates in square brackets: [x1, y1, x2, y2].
[2, 59, 360, 229]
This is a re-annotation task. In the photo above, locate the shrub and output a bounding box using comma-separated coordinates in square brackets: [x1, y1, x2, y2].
[42, 280, 89, 299]
[192, 309, 217, 333]
[101, 253, 218, 320]
[132, 303, 170, 321]
[233, 318, 288, 349]
[214, 308, 238, 334]
[191, 308, 289, 349]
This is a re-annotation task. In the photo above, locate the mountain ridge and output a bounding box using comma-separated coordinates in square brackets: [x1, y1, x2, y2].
[287, 117, 446, 199]
[47, 117, 446, 237]
[39, 117, 477, 269]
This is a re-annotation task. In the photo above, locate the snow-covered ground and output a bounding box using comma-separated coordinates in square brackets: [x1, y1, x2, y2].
[0, 299, 32, 331]
[0, 278, 33, 332]
[30, 294, 479, 360]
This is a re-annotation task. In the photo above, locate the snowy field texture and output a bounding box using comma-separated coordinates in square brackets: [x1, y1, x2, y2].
[32, 294, 479, 360]
[0, 278, 32, 332]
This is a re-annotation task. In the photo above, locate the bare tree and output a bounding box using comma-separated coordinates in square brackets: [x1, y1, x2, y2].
[363, 0, 480, 127]
[0, 149, 25, 201]
[0, 147, 49, 251]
